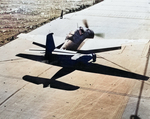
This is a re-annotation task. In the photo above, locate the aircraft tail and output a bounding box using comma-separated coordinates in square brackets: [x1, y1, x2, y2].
[45, 33, 55, 59]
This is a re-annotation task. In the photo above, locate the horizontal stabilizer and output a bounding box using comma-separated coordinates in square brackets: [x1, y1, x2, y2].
[18, 33, 65, 48]
[52, 49, 77, 56]
[28, 48, 45, 51]
[25, 48, 45, 54]
[33, 42, 46, 48]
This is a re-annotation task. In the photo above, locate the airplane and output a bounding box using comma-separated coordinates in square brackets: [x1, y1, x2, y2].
[18, 19, 134, 64]
[16, 20, 149, 90]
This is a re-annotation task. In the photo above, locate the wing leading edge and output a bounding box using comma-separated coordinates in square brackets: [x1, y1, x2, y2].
[77, 38, 138, 54]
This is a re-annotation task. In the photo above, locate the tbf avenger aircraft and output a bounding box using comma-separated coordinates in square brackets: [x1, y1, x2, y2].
[17, 20, 149, 90]
[25, 20, 126, 63]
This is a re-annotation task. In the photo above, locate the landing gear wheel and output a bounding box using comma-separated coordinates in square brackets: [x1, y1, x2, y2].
[92, 53, 96, 62]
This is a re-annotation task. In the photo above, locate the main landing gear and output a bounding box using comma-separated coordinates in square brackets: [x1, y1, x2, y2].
[92, 53, 96, 62]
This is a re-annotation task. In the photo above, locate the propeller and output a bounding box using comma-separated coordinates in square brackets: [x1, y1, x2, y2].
[83, 19, 89, 28]
[83, 19, 104, 38]
[94, 33, 105, 38]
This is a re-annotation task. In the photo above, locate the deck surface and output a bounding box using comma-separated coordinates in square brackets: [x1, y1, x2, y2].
[0, 0, 150, 119]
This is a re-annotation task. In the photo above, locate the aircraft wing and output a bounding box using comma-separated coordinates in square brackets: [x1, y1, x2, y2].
[77, 37, 149, 54]
[18, 33, 149, 54]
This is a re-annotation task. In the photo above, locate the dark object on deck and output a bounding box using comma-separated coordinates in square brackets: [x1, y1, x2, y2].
[130, 115, 141, 119]
[60, 10, 63, 19]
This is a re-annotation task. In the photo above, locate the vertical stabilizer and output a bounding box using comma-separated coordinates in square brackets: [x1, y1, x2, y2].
[45, 33, 55, 59]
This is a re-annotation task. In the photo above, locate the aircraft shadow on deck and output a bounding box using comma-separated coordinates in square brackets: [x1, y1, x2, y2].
[23, 74, 80, 91]
[17, 53, 149, 91]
